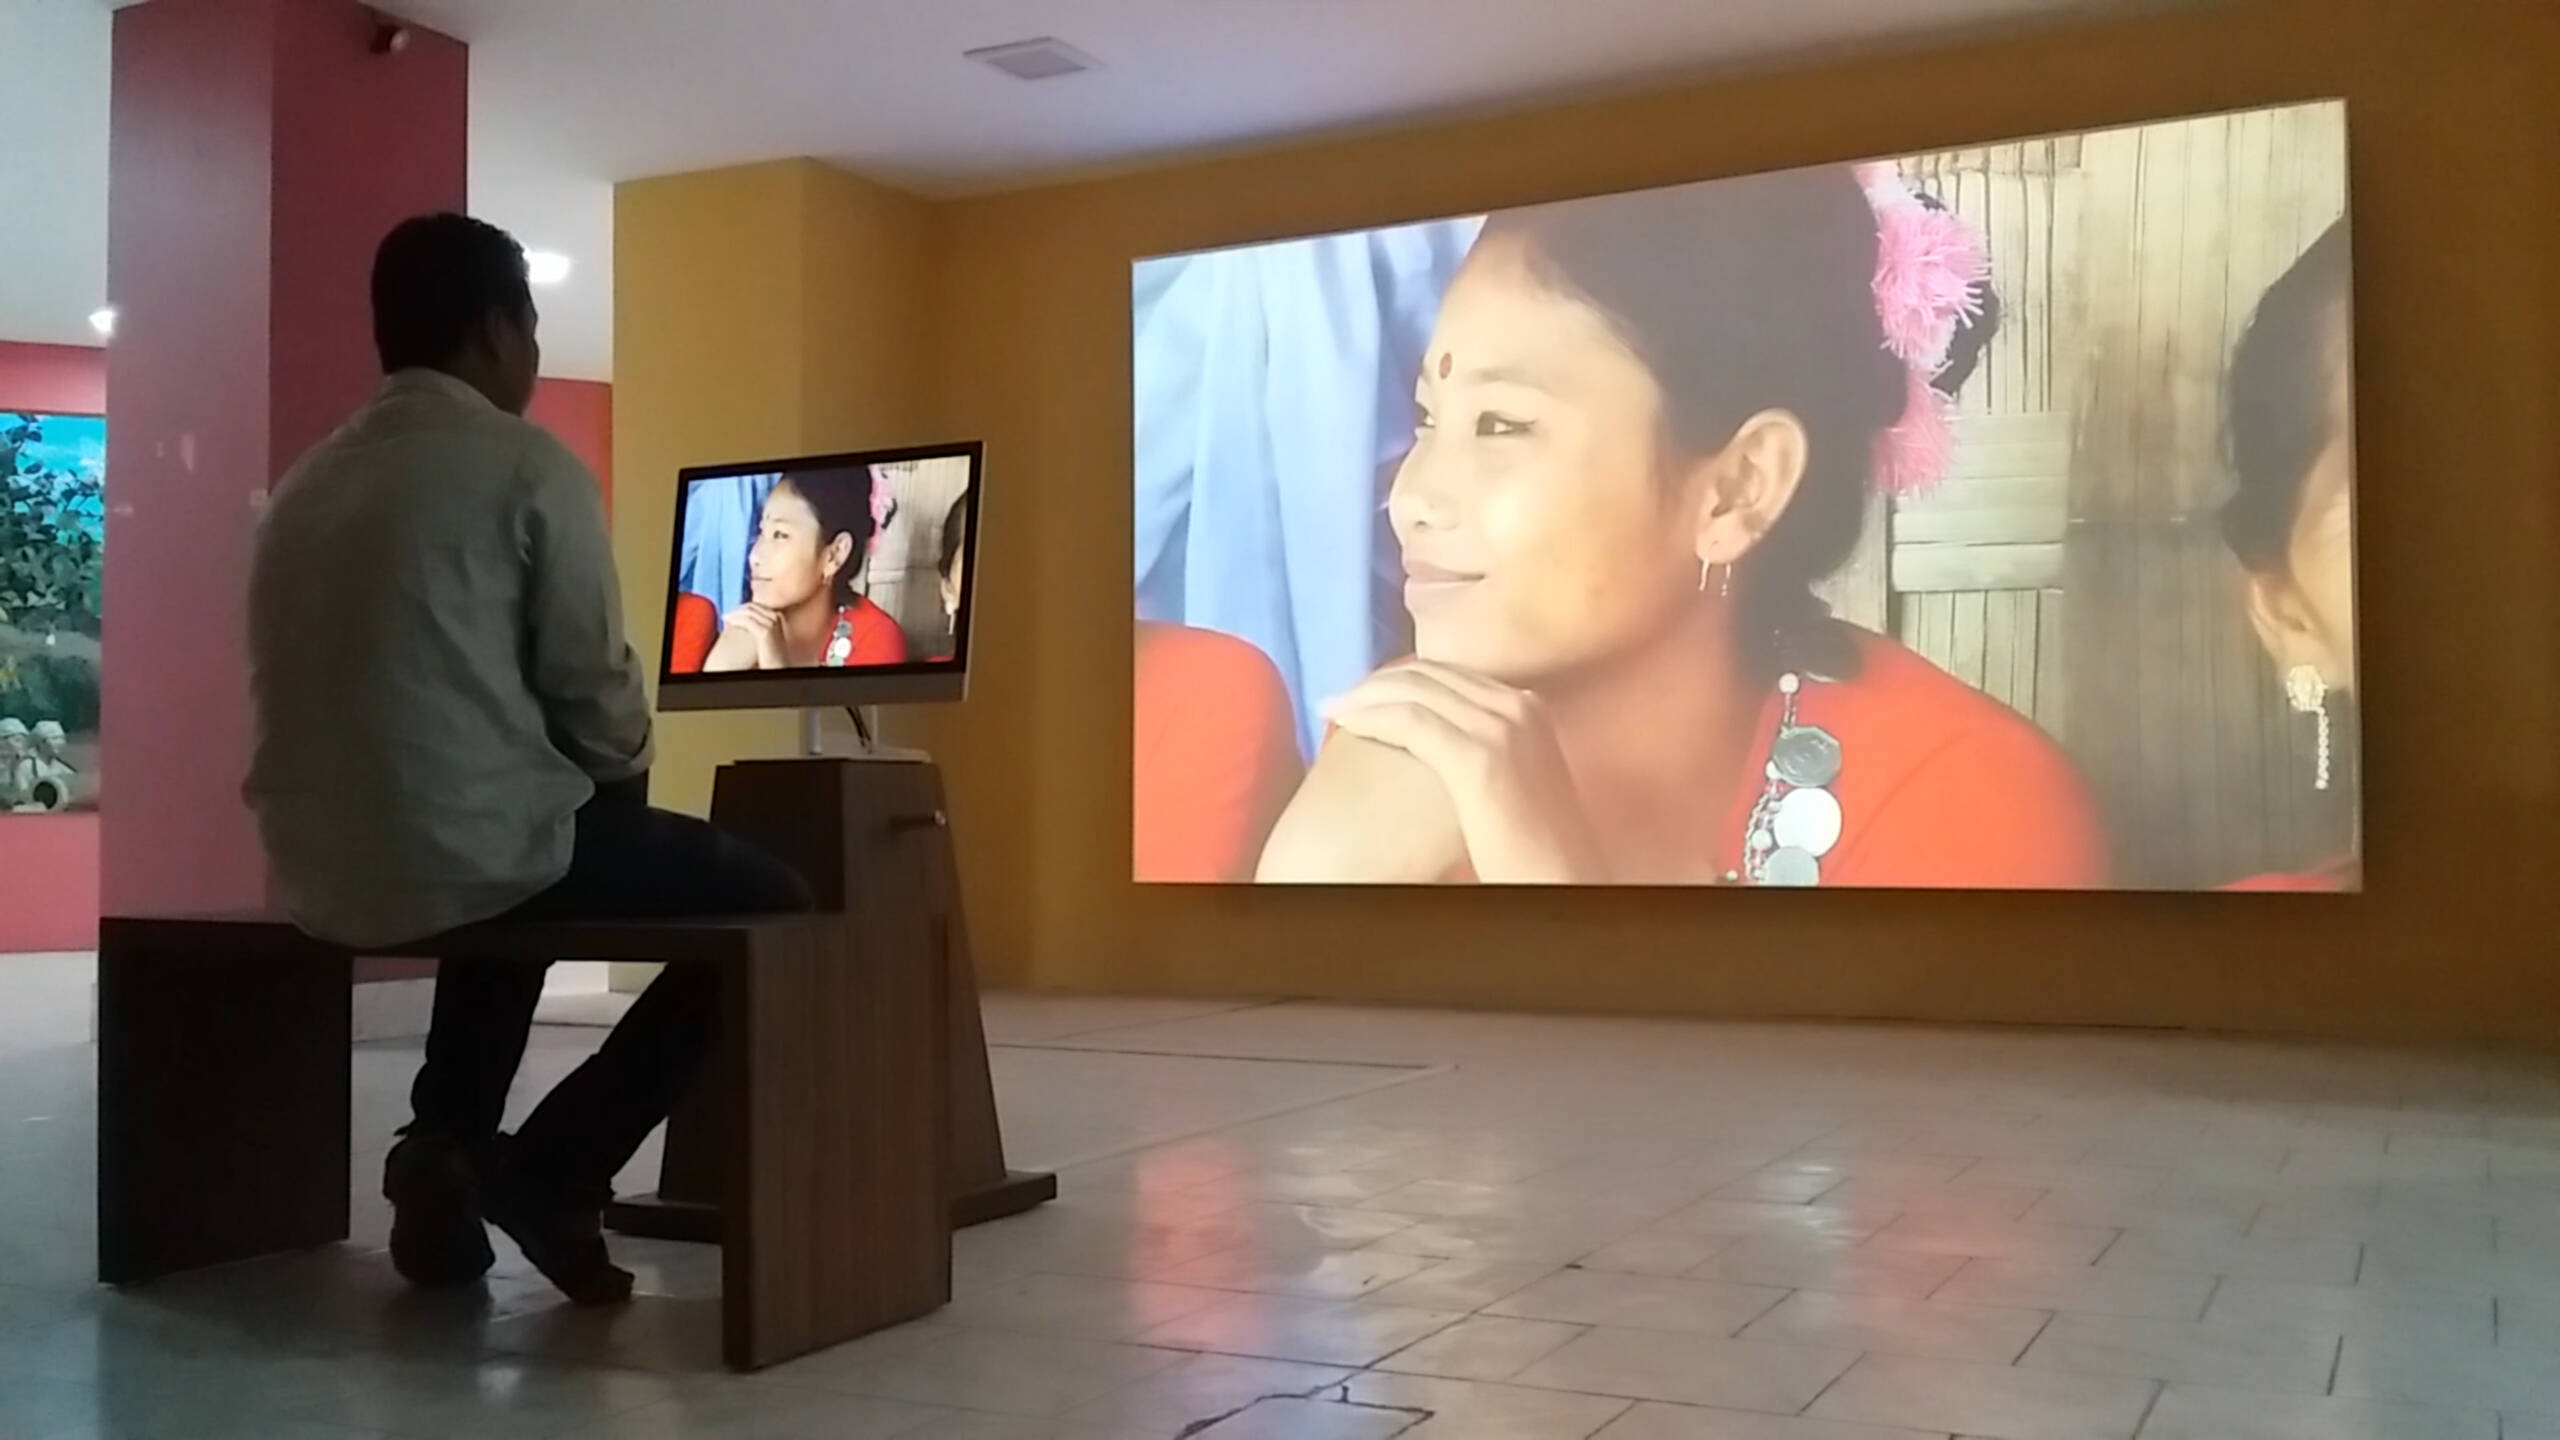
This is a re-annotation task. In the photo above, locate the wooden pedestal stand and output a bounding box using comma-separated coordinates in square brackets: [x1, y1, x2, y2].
[606, 756, 1055, 1242]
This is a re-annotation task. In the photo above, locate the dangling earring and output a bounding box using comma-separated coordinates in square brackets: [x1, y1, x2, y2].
[2285, 664, 2332, 792]
[1698, 560, 1732, 599]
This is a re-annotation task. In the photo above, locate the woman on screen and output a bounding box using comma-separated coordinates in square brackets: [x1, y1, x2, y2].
[669, 469, 909, 673]
[2220, 220, 2359, 892]
[1256, 165, 2105, 887]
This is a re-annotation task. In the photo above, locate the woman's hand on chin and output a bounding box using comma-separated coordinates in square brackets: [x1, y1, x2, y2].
[1323, 661, 1608, 885]
[700, 609, 768, 674]
[705, 604, 788, 672]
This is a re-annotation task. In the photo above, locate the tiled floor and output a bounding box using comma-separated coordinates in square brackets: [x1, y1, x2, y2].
[6, 952, 2560, 1439]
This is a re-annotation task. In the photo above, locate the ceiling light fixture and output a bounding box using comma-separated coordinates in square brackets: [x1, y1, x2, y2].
[89, 307, 117, 340]
[964, 37, 1101, 82]
[525, 251, 573, 286]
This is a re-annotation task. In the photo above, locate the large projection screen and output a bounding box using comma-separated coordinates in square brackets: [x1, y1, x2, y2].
[1132, 102, 2357, 892]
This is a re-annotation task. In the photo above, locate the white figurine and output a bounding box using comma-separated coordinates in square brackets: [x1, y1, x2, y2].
[0, 718, 31, 811]
[28, 720, 77, 810]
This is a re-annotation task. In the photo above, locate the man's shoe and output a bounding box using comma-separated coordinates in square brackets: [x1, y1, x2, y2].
[382, 1132, 495, 1287]
[482, 1138, 634, 1307]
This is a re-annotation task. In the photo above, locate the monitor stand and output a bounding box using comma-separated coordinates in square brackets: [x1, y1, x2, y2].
[803, 705, 930, 764]
[606, 749, 1056, 1241]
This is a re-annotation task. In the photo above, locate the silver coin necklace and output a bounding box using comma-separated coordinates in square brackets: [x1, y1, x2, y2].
[1728, 672, 1845, 887]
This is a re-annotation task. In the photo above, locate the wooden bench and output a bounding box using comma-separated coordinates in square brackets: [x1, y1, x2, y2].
[95, 909, 950, 1372]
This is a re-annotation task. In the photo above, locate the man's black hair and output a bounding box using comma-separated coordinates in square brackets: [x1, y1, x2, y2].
[370, 213, 533, 373]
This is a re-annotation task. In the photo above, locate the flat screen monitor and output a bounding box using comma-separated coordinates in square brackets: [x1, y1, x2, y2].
[658, 441, 982, 711]
[1130, 100, 2358, 891]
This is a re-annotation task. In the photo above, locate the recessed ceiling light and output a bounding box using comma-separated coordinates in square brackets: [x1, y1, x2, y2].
[525, 251, 573, 287]
[88, 307, 117, 339]
[965, 37, 1101, 82]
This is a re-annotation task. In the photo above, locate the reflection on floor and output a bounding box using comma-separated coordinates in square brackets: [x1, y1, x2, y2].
[6, 951, 2560, 1438]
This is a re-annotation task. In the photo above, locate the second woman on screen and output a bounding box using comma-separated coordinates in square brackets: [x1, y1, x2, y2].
[2219, 219, 2358, 892]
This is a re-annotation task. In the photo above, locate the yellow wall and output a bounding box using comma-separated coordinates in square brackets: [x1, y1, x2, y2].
[623, 0, 2560, 1043]
[613, 159, 935, 817]
[613, 157, 1036, 977]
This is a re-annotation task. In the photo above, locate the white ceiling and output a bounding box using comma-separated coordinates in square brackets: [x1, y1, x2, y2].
[1, 0, 619, 380]
[7, 0, 2127, 383]
[2, 1, 112, 360]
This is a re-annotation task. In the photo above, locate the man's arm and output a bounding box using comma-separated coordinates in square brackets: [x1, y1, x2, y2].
[519, 434, 654, 785]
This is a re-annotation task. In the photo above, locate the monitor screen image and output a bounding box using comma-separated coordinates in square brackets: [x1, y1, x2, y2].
[659, 442, 981, 711]
[1131, 101, 2357, 891]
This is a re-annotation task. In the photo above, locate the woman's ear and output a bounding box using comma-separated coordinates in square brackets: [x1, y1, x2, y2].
[1691, 409, 1809, 571]
[2244, 568, 2342, 685]
[821, 533, 858, 587]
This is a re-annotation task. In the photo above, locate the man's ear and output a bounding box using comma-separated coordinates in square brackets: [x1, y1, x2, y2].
[469, 306, 510, 363]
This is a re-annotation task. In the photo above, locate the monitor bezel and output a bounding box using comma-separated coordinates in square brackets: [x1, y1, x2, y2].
[656, 440, 985, 713]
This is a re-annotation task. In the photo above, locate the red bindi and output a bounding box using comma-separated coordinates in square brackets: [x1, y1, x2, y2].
[1438, 351, 1453, 380]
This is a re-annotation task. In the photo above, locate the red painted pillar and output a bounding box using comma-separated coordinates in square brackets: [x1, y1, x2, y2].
[104, 0, 465, 916]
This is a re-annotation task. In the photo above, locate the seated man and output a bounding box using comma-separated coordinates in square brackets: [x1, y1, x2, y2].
[244, 213, 811, 1305]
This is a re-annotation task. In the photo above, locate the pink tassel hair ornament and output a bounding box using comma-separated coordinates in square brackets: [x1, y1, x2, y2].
[867, 470, 898, 555]
[1876, 365, 1959, 501]
[1857, 161, 1990, 497]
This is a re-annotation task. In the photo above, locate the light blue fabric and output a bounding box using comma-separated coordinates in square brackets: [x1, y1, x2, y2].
[676, 473, 779, 622]
[1133, 217, 1484, 757]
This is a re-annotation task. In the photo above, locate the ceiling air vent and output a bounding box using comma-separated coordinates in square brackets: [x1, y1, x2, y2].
[964, 37, 1102, 82]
